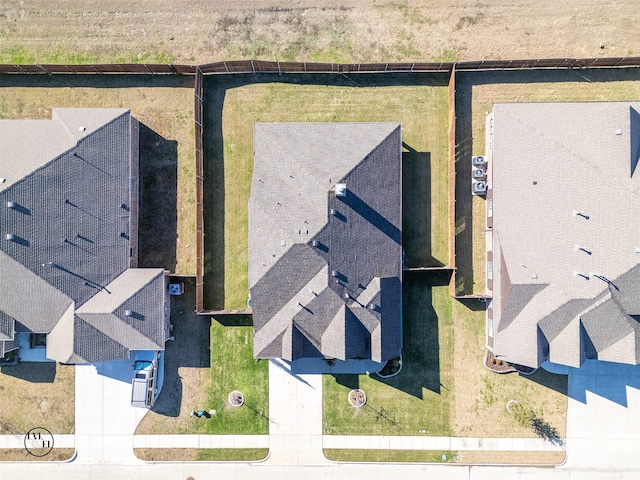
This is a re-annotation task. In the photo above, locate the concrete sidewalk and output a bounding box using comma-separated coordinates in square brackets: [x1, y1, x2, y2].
[0, 434, 75, 449]
[324, 435, 564, 452]
[132, 435, 269, 449]
[265, 358, 327, 465]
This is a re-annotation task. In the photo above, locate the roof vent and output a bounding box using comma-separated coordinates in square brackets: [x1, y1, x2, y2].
[0, 178, 5, 183]
[368, 303, 376, 310]
[335, 183, 347, 197]
[615, 128, 622, 135]
[7, 201, 16, 209]
[6, 233, 15, 241]
[312, 240, 319, 247]
[344, 293, 350, 299]
[79, 126, 86, 132]
[331, 270, 338, 277]
[280, 240, 286, 247]
[472, 156, 485, 165]
[125, 310, 134, 317]
[330, 208, 337, 216]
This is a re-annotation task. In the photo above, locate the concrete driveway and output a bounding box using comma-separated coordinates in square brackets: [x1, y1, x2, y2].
[564, 359, 640, 471]
[74, 359, 149, 464]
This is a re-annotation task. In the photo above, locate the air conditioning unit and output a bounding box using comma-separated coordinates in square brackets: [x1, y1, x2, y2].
[472, 181, 487, 195]
[472, 168, 486, 179]
[472, 156, 485, 166]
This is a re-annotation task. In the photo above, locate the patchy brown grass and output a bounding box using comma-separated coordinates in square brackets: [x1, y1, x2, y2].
[0, 363, 74, 435]
[450, 300, 568, 438]
[324, 449, 565, 465]
[134, 448, 268, 462]
[0, 0, 638, 64]
[0, 448, 75, 462]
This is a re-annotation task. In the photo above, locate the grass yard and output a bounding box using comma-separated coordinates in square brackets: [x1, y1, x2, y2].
[323, 278, 453, 436]
[0, 363, 74, 435]
[0, 449, 76, 462]
[135, 319, 268, 436]
[203, 74, 450, 310]
[450, 301, 567, 438]
[324, 449, 565, 465]
[135, 448, 268, 462]
[0, 77, 196, 275]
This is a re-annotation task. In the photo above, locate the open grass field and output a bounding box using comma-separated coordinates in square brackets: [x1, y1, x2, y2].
[135, 279, 269, 437]
[0, 0, 638, 65]
[203, 74, 449, 310]
[0, 363, 74, 435]
[0, 77, 196, 274]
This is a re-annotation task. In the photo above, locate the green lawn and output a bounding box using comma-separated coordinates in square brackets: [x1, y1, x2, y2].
[204, 75, 449, 310]
[199, 321, 269, 435]
[325, 449, 456, 463]
[323, 279, 453, 436]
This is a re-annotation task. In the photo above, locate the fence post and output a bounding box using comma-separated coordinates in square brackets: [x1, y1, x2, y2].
[251, 60, 256, 73]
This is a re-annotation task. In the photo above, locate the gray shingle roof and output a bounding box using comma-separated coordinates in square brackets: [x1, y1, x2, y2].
[250, 123, 402, 361]
[489, 102, 640, 368]
[0, 109, 167, 364]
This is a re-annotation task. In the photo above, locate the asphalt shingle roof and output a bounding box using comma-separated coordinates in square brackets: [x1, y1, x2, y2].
[490, 102, 640, 368]
[250, 123, 402, 362]
[0, 109, 167, 364]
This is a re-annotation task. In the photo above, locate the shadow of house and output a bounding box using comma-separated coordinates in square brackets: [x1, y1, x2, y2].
[371, 276, 441, 398]
[150, 276, 210, 417]
[0, 362, 57, 383]
[137, 123, 178, 272]
[402, 145, 445, 269]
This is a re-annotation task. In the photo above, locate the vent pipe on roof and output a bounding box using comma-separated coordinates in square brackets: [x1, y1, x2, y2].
[572, 210, 590, 220]
[335, 183, 347, 197]
[6, 233, 15, 241]
[125, 310, 134, 317]
[7, 201, 16, 209]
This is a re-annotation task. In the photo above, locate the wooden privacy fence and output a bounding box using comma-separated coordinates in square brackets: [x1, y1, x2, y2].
[3, 56, 640, 310]
[194, 67, 205, 312]
[3, 56, 640, 75]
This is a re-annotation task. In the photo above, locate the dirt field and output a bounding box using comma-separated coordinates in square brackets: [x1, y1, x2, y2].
[0, 0, 638, 64]
[0, 363, 74, 435]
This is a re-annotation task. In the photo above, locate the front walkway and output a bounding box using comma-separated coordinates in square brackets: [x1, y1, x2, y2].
[264, 358, 327, 465]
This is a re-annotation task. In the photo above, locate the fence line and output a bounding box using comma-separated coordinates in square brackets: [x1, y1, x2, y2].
[447, 65, 457, 298]
[3, 56, 639, 309]
[194, 67, 205, 312]
[2, 56, 640, 77]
